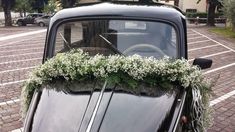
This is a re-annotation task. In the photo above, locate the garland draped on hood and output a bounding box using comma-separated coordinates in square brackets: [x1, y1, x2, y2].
[21, 49, 212, 132]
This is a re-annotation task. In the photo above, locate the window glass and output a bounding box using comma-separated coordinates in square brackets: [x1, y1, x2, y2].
[124, 21, 146, 30]
[54, 20, 177, 58]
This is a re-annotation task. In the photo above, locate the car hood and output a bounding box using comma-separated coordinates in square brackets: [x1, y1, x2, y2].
[29, 81, 184, 132]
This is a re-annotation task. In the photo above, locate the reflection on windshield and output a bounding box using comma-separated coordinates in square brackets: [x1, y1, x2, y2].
[55, 20, 177, 58]
[31, 89, 91, 132]
[115, 83, 175, 97]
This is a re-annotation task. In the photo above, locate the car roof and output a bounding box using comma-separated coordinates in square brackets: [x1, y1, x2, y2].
[50, 2, 185, 25]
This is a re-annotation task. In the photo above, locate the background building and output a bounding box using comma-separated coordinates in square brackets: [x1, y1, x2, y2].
[158, 0, 208, 13]
[179, 0, 207, 12]
[159, 0, 175, 5]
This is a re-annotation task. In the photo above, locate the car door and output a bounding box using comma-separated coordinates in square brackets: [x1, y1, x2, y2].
[25, 14, 33, 24]
[43, 16, 50, 25]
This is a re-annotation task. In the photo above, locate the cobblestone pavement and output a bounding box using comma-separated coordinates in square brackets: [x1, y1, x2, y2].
[187, 26, 235, 132]
[0, 27, 46, 132]
[0, 26, 235, 132]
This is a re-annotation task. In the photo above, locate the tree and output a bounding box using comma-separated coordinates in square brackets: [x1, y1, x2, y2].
[174, 0, 179, 6]
[1, 0, 15, 26]
[43, 0, 62, 14]
[207, 0, 222, 26]
[197, 0, 222, 26]
[14, 0, 32, 17]
[223, 0, 235, 31]
[61, 0, 77, 8]
[31, 0, 48, 13]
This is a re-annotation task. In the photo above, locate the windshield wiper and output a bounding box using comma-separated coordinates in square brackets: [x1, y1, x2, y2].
[98, 34, 123, 55]
[59, 32, 71, 49]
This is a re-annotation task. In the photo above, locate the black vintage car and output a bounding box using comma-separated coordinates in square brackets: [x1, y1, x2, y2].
[23, 1, 212, 132]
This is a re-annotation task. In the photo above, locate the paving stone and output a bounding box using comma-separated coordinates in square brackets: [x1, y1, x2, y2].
[184, 27, 235, 131]
[0, 27, 45, 131]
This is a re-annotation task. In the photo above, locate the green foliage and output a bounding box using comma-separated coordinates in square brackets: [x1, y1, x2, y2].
[60, 0, 78, 8]
[21, 49, 213, 131]
[209, 27, 235, 38]
[223, 0, 235, 30]
[43, 0, 62, 14]
[14, 0, 32, 13]
[186, 12, 223, 18]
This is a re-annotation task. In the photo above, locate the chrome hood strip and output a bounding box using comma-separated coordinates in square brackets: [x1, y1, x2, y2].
[86, 81, 107, 132]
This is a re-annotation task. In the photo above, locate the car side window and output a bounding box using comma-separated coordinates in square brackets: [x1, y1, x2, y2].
[32, 15, 37, 18]
[27, 14, 32, 18]
[43, 16, 50, 19]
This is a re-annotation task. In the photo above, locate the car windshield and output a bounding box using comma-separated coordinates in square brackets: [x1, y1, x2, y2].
[54, 20, 178, 58]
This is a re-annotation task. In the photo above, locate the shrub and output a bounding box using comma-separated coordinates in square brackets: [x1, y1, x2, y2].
[223, 0, 235, 31]
[186, 12, 223, 18]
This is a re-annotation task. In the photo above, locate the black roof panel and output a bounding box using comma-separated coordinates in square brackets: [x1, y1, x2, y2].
[50, 2, 185, 25]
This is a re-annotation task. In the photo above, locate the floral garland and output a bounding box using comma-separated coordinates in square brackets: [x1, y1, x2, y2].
[21, 49, 212, 131]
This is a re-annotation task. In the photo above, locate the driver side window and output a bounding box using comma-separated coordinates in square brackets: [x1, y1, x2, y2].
[27, 14, 32, 18]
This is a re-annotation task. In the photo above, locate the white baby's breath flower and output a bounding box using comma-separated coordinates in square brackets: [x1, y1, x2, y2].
[22, 49, 209, 122]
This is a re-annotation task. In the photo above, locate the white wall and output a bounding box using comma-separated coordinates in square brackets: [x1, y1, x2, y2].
[159, 0, 174, 5]
[159, 0, 175, 5]
[0, 12, 21, 20]
[179, 0, 207, 12]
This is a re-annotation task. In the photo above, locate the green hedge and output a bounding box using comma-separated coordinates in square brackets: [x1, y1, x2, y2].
[186, 12, 224, 18]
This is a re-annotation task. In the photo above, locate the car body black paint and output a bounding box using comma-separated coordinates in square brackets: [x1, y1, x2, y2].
[23, 2, 193, 132]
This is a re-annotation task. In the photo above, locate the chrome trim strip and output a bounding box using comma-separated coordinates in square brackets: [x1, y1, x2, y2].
[172, 92, 187, 132]
[86, 81, 107, 132]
